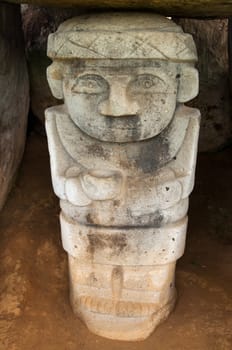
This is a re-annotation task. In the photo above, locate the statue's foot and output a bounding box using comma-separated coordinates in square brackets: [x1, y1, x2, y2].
[72, 293, 176, 341]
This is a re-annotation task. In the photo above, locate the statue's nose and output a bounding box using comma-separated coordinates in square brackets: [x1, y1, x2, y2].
[98, 85, 139, 117]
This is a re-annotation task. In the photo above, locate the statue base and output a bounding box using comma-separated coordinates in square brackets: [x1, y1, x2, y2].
[68, 254, 176, 341]
[71, 289, 176, 341]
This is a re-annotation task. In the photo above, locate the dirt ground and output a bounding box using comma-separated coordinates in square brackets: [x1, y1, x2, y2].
[0, 132, 232, 350]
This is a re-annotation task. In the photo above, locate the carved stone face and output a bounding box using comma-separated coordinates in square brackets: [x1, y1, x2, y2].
[62, 60, 179, 142]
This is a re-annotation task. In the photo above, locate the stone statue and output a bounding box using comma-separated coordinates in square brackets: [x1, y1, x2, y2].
[45, 13, 200, 341]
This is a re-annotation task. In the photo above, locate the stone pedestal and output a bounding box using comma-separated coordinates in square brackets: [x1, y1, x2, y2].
[45, 13, 200, 341]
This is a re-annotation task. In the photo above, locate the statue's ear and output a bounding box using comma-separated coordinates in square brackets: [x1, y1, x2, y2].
[47, 62, 63, 99]
[177, 66, 199, 103]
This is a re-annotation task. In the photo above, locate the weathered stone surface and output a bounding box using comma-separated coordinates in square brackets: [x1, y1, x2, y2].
[7, 0, 232, 17]
[0, 3, 29, 210]
[177, 18, 232, 152]
[45, 13, 200, 340]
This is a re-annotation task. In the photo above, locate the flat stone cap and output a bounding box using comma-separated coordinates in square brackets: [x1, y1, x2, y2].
[47, 12, 197, 62]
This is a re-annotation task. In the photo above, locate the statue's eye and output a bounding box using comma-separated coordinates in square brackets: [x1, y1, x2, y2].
[140, 76, 155, 89]
[71, 74, 108, 94]
[130, 74, 166, 94]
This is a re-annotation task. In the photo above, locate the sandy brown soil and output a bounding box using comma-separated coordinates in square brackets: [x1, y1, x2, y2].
[0, 132, 232, 350]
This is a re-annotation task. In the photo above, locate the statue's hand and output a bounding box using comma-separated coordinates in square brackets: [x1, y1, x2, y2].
[80, 170, 122, 201]
[65, 177, 92, 206]
[156, 180, 182, 209]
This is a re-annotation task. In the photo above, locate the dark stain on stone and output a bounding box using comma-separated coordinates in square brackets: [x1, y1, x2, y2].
[110, 234, 128, 253]
[113, 200, 120, 207]
[87, 234, 101, 256]
[132, 129, 170, 173]
[87, 233, 128, 256]
[104, 115, 141, 142]
[131, 116, 142, 141]
[128, 209, 164, 227]
[147, 213, 164, 227]
[86, 213, 95, 224]
[87, 143, 107, 159]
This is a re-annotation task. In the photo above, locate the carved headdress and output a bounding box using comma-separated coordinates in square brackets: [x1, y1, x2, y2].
[47, 13, 197, 62]
[47, 13, 198, 102]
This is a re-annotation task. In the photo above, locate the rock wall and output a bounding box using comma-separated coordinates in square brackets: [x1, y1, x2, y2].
[0, 3, 29, 210]
[176, 18, 232, 152]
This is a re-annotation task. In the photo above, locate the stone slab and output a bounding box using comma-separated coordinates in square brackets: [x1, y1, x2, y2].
[6, 0, 232, 17]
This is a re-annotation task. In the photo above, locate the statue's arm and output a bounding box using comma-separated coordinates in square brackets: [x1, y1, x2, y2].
[144, 109, 200, 210]
[45, 108, 123, 205]
[45, 109, 71, 200]
[45, 109, 92, 205]
[170, 108, 201, 199]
